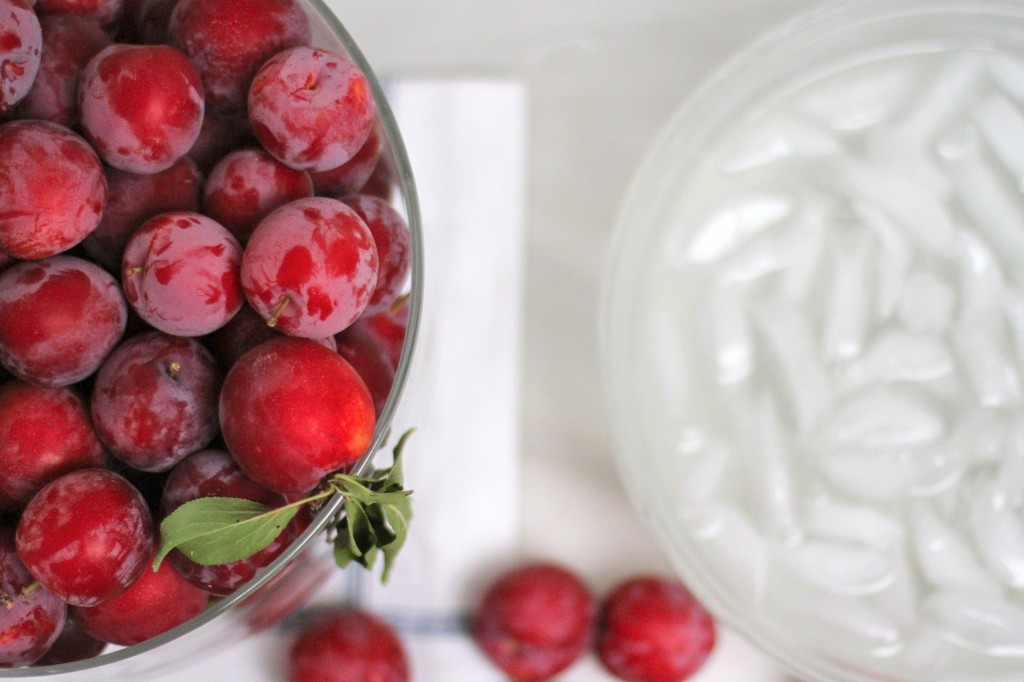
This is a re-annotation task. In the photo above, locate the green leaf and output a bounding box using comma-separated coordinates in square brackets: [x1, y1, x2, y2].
[328, 429, 415, 582]
[154, 497, 300, 569]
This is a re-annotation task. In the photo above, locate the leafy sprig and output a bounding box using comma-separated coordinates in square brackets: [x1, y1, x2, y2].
[154, 430, 414, 583]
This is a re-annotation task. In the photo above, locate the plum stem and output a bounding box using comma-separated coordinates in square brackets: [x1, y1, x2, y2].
[267, 297, 291, 328]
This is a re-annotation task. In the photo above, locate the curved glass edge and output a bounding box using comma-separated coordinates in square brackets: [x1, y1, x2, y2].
[7, 1, 424, 677]
[598, 2, 1024, 682]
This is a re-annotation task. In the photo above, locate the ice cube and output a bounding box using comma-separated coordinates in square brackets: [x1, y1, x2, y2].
[780, 205, 828, 301]
[909, 501, 1003, 597]
[891, 53, 985, 148]
[751, 294, 832, 432]
[833, 158, 957, 257]
[924, 591, 1024, 656]
[705, 283, 754, 384]
[821, 230, 872, 362]
[865, 124, 951, 198]
[996, 420, 1024, 508]
[945, 133, 1024, 277]
[897, 271, 956, 335]
[988, 53, 1024, 106]
[686, 193, 794, 263]
[797, 61, 915, 131]
[954, 321, 1024, 408]
[823, 387, 945, 450]
[850, 202, 910, 321]
[1002, 289, 1024, 373]
[718, 115, 844, 172]
[973, 92, 1024, 187]
[819, 441, 964, 502]
[775, 541, 894, 596]
[738, 392, 800, 539]
[686, 503, 769, 604]
[803, 497, 904, 550]
[968, 483, 1024, 588]
[779, 590, 905, 659]
[840, 330, 954, 387]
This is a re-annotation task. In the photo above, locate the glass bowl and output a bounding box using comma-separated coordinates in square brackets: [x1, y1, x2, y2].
[601, 1, 1024, 681]
[0, 0, 422, 677]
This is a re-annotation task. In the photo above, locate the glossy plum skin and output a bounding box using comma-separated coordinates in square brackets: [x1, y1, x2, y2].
[91, 332, 221, 472]
[13, 14, 109, 126]
[0, 0, 41, 116]
[241, 197, 378, 339]
[309, 120, 382, 197]
[341, 194, 411, 315]
[0, 381, 105, 511]
[168, 0, 310, 114]
[203, 147, 313, 244]
[79, 44, 204, 174]
[0, 527, 66, 668]
[473, 562, 597, 681]
[122, 211, 244, 336]
[162, 448, 297, 596]
[0, 256, 127, 387]
[597, 576, 716, 682]
[219, 337, 375, 494]
[71, 550, 209, 645]
[0, 120, 106, 260]
[335, 323, 395, 420]
[16, 469, 154, 607]
[288, 608, 410, 682]
[81, 157, 203, 273]
[248, 46, 375, 173]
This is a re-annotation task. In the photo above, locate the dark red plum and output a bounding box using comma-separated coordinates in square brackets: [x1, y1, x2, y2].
[248, 46, 375, 173]
[241, 197, 378, 339]
[91, 332, 221, 472]
[0, 381, 105, 511]
[168, 0, 310, 114]
[79, 44, 204, 174]
[219, 337, 375, 494]
[0, 121, 106, 260]
[72, 549, 208, 645]
[340, 194, 411, 315]
[0, 0, 41, 116]
[16, 469, 153, 607]
[0, 256, 127, 387]
[310, 121, 382, 197]
[122, 211, 243, 336]
[203, 147, 313, 244]
[14, 14, 110, 126]
[288, 608, 410, 682]
[81, 157, 203, 272]
[0, 527, 65, 668]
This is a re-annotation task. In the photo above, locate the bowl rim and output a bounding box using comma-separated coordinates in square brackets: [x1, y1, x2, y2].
[9, 0, 424, 675]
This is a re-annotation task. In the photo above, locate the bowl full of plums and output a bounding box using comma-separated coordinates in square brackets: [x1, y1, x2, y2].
[0, 0, 422, 675]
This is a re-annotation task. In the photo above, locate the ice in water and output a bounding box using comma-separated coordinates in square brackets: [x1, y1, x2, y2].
[909, 502, 1002, 597]
[821, 230, 872, 362]
[924, 591, 1024, 657]
[968, 482, 1024, 588]
[751, 294, 832, 433]
[686, 192, 793, 263]
[972, 92, 1024, 186]
[775, 541, 894, 595]
[852, 201, 911, 319]
[897, 271, 955, 335]
[687, 503, 770, 604]
[797, 61, 916, 132]
[660, 39, 1024, 679]
[840, 330, 953, 387]
[823, 387, 944, 451]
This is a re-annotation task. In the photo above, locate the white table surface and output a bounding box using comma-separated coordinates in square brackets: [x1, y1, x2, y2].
[148, 1, 827, 680]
